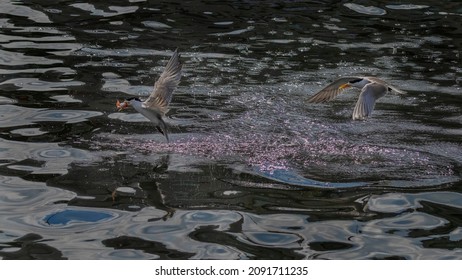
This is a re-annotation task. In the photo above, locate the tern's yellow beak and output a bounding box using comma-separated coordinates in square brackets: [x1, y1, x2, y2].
[116, 100, 129, 111]
[339, 83, 351, 90]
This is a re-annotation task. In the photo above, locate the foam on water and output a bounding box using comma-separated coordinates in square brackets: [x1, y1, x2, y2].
[1, 0, 462, 260]
[95, 125, 457, 188]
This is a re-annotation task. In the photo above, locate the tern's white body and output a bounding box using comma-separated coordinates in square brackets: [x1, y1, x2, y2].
[130, 99, 163, 125]
[307, 76, 405, 120]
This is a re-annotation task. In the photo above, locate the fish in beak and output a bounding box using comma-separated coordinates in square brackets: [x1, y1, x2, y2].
[116, 100, 129, 111]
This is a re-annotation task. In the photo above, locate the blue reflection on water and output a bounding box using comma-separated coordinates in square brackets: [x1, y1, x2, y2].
[44, 209, 114, 225]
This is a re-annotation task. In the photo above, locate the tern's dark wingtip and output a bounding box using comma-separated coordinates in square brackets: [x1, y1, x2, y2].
[163, 130, 170, 143]
[156, 122, 170, 143]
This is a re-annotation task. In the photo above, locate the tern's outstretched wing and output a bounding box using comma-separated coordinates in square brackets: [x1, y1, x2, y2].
[352, 82, 388, 120]
[307, 76, 362, 103]
[143, 49, 182, 114]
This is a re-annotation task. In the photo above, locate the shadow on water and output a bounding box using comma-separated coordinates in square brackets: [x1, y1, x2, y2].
[0, 0, 462, 259]
[0, 233, 66, 260]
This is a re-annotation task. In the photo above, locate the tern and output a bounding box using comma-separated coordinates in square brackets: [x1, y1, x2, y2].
[116, 49, 182, 141]
[307, 76, 405, 120]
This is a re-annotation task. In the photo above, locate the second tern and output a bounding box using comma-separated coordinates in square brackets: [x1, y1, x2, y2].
[307, 76, 405, 120]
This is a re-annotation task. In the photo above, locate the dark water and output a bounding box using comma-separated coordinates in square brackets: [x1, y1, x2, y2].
[1, 0, 461, 259]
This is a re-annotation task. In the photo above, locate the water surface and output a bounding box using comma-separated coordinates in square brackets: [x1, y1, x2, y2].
[0, 0, 461, 259]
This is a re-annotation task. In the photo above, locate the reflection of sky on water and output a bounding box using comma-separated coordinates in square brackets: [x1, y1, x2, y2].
[1, 169, 462, 259]
[0, 78, 83, 91]
[10, 128, 47, 136]
[0, 138, 94, 175]
[0, 105, 102, 127]
[0, 49, 61, 66]
[344, 3, 387, 16]
[0, 0, 461, 260]
[1, 0, 51, 23]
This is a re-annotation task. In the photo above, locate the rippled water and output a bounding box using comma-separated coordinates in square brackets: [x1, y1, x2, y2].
[1, 0, 461, 259]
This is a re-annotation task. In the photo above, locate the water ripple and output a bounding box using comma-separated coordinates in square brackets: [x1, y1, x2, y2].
[1, 0, 462, 260]
[10, 128, 47, 137]
[0, 105, 102, 127]
[142, 21, 172, 29]
[0, 49, 61, 66]
[2, 1, 51, 23]
[70, 3, 138, 17]
[343, 3, 387, 16]
[0, 176, 72, 211]
[0, 138, 94, 175]
[244, 231, 301, 247]
[386, 4, 430, 10]
[0, 78, 84, 91]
